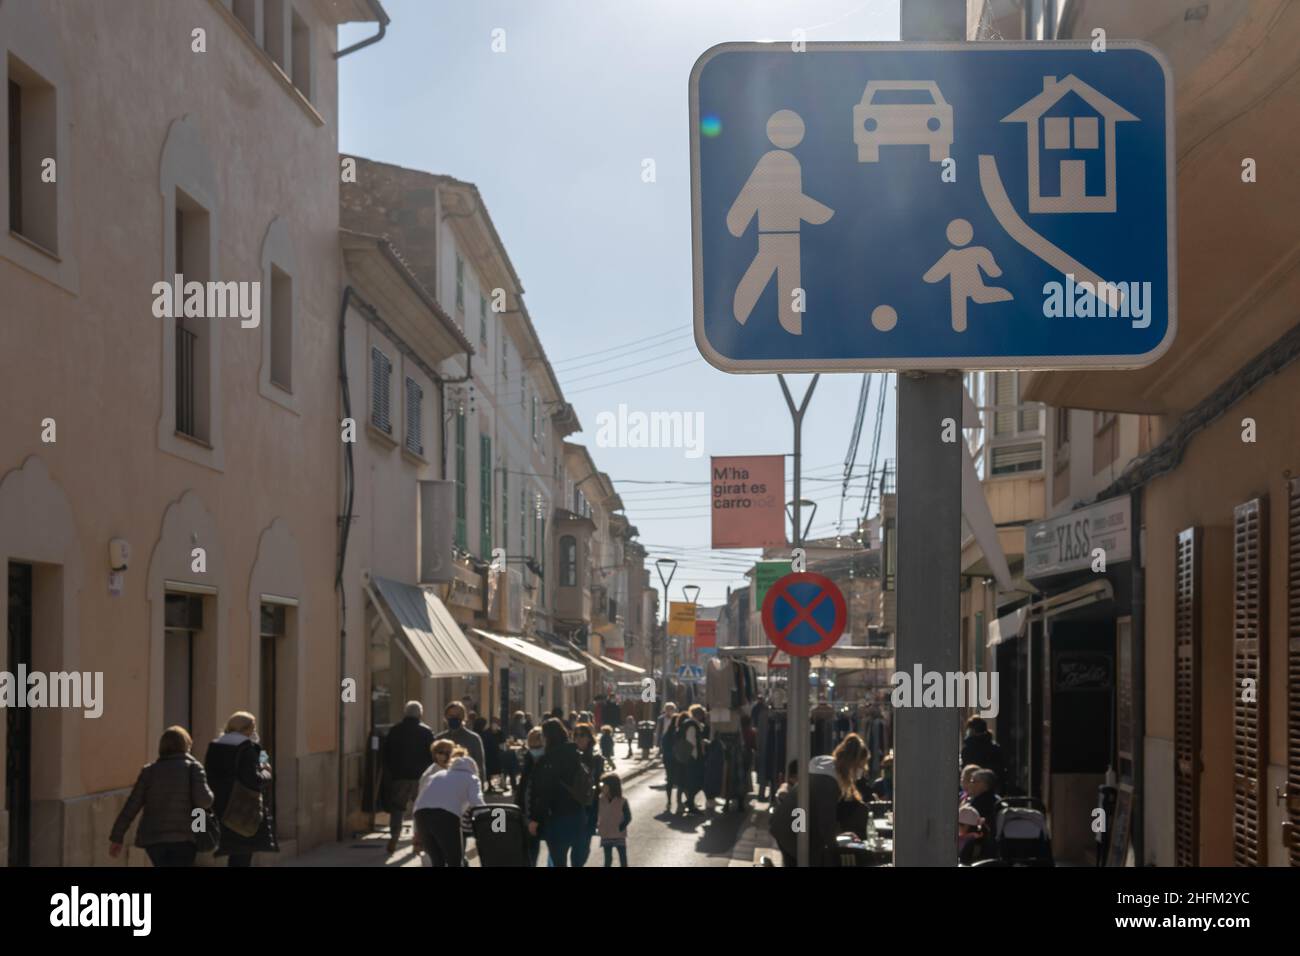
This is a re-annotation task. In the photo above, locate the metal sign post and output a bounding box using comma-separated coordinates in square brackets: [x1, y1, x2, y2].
[778, 373, 818, 867]
[892, 0, 963, 869]
[655, 558, 678, 713]
[894, 371, 962, 865]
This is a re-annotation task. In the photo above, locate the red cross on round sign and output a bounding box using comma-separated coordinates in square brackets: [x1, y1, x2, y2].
[760, 571, 847, 658]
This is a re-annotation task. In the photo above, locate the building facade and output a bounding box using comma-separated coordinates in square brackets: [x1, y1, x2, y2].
[0, 0, 387, 865]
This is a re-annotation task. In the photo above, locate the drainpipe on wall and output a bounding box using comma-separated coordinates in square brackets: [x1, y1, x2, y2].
[335, 0, 390, 59]
[335, 285, 357, 841]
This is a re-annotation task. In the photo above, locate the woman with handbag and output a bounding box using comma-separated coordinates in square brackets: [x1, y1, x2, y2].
[204, 711, 279, 867]
[109, 725, 214, 866]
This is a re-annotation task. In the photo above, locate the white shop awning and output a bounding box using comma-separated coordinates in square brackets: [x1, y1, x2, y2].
[987, 607, 1026, 649]
[601, 656, 646, 676]
[366, 576, 488, 679]
[469, 629, 588, 687]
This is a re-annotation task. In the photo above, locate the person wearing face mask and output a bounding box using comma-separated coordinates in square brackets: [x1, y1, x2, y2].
[514, 727, 545, 867]
[433, 701, 486, 781]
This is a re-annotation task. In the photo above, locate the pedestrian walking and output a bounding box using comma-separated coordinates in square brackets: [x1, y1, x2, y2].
[514, 727, 545, 867]
[433, 701, 486, 781]
[572, 722, 604, 866]
[204, 711, 279, 866]
[413, 743, 485, 867]
[660, 710, 680, 812]
[599, 724, 616, 766]
[527, 718, 590, 867]
[959, 717, 1007, 790]
[675, 705, 708, 814]
[510, 710, 530, 743]
[597, 773, 632, 867]
[109, 726, 214, 867]
[475, 716, 503, 793]
[381, 701, 435, 855]
[655, 702, 677, 753]
[623, 714, 637, 759]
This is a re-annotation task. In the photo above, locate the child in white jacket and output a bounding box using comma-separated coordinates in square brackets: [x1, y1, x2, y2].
[414, 750, 485, 866]
[596, 773, 632, 866]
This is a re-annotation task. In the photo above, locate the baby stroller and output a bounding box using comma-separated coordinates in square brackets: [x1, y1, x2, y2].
[468, 804, 530, 867]
[975, 796, 1053, 866]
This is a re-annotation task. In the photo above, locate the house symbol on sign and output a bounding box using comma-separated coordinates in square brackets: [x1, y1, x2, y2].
[1002, 75, 1137, 214]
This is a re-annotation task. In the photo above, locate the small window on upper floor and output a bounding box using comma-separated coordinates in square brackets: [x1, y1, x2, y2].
[233, 0, 258, 37]
[479, 294, 488, 347]
[264, 0, 288, 72]
[371, 346, 393, 434]
[269, 264, 292, 391]
[174, 190, 213, 444]
[7, 55, 58, 254]
[290, 7, 312, 99]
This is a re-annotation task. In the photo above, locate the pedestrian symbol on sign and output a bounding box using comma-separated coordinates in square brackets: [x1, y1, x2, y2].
[726, 109, 834, 335]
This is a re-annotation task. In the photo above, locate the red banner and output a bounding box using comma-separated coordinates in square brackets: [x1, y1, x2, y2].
[694, 619, 717, 649]
[606, 647, 625, 661]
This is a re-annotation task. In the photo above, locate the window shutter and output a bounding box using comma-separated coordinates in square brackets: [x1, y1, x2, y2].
[993, 372, 1015, 436]
[1285, 479, 1300, 865]
[404, 378, 422, 455]
[370, 348, 391, 433]
[1232, 497, 1268, 867]
[1174, 527, 1201, 867]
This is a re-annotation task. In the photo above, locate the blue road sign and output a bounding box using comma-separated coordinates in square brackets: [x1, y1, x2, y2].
[689, 42, 1175, 371]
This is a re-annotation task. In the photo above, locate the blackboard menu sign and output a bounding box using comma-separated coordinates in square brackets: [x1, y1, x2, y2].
[1055, 652, 1112, 692]
[1106, 783, 1135, 867]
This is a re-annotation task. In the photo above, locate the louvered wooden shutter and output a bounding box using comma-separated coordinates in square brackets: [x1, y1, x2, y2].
[404, 378, 422, 456]
[370, 347, 391, 434]
[1285, 479, 1300, 864]
[1174, 527, 1201, 867]
[1232, 497, 1268, 867]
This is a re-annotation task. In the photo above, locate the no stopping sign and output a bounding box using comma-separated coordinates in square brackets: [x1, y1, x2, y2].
[761, 572, 847, 658]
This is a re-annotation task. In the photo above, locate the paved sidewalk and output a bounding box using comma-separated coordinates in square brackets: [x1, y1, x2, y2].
[727, 796, 779, 867]
[275, 752, 663, 868]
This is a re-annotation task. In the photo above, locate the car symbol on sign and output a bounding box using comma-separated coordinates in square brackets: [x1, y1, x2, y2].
[853, 80, 953, 163]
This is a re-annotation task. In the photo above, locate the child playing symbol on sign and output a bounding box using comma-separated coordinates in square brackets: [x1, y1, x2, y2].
[922, 218, 1012, 332]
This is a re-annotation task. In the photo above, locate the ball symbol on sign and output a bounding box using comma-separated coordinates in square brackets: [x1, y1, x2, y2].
[871, 304, 898, 332]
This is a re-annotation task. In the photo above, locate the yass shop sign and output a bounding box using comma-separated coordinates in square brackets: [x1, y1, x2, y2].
[1025, 495, 1130, 580]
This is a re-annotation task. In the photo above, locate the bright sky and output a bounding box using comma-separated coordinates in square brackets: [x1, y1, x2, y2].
[340, 0, 902, 607]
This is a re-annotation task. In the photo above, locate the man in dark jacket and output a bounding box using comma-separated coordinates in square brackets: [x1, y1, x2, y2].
[434, 700, 486, 781]
[382, 700, 436, 854]
[960, 716, 1007, 788]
